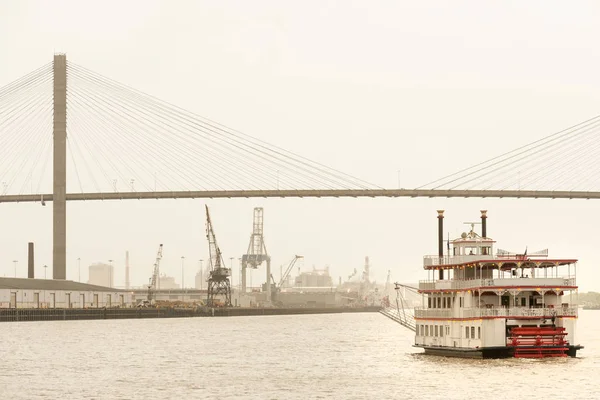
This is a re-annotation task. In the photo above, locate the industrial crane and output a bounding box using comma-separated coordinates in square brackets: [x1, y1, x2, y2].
[206, 205, 232, 307]
[146, 244, 163, 305]
[278, 255, 303, 288]
[267, 255, 303, 304]
[241, 208, 271, 295]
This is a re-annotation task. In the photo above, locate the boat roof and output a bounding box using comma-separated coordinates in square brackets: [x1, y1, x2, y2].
[424, 257, 578, 270]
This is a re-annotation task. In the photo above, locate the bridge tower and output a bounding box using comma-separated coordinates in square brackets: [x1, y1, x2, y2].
[53, 54, 67, 280]
[241, 208, 271, 303]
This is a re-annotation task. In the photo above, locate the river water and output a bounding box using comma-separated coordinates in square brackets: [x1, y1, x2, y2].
[0, 310, 598, 399]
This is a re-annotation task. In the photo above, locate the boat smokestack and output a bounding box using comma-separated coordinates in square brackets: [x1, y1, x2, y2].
[481, 210, 487, 238]
[28, 242, 34, 278]
[437, 210, 444, 280]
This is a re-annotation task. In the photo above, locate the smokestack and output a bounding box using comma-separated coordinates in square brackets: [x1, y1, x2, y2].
[125, 251, 130, 290]
[28, 242, 34, 278]
[437, 210, 444, 280]
[481, 210, 487, 238]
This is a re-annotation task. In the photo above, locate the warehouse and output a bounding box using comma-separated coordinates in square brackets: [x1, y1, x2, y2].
[0, 278, 133, 309]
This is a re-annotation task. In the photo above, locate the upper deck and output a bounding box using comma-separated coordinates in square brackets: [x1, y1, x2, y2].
[423, 254, 578, 270]
[425, 211, 577, 270]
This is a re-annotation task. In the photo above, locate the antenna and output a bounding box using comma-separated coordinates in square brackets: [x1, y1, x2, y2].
[463, 221, 481, 231]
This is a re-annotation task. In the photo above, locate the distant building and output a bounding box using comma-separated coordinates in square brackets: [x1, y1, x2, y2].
[294, 267, 333, 288]
[0, 278, 132, 308]
[158, 274, 179, 290]
[195, 270, 206, 290]
[88, 263, 114, 288]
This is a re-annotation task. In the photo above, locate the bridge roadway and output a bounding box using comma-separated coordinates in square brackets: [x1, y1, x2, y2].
[2, 189, 600, 203]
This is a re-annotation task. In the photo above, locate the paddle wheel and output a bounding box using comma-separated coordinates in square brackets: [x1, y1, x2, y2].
[508, 326, 569, 358]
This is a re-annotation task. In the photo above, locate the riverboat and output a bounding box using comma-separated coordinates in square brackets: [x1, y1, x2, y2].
[413, 210, 583, 358]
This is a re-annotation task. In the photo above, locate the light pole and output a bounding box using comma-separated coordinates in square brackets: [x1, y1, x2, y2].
[44, 264, 48, 279]
[238, 258, 242, 290]
[77, 257, 81, 282]
[12, 260, 17, 278]
[181, 256, 185, 289]
[108, 259, 113, 288]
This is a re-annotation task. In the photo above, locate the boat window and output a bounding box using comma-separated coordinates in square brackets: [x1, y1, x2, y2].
[425, 325, 429, 336]
[471, 326, 475, 339]
[435, 326, 439, 337]
[465, 326, 469, 338]
[478, 327, 481, 339]
[428, 298, 432, 308]
[421, 325, 424, 336]
[437, 297, 441, 308]
[440, 325, 444, 337]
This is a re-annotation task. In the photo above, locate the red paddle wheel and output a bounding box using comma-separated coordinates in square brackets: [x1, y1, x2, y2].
[508, 327, 569, 358]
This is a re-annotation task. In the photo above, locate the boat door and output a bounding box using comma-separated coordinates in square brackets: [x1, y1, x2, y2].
[501, 295, 510, 308]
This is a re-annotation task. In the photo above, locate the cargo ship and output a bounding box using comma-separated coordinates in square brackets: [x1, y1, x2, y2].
[411, 210, 583, 358]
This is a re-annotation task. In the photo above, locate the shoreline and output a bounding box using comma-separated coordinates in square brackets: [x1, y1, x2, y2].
[0, 305, 382, 323]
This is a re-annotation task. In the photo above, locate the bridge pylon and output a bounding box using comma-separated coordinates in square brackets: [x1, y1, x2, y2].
[53, 54, 67, 280]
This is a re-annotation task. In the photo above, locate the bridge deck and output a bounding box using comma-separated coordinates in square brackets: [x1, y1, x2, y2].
[2, 189, 600, 203]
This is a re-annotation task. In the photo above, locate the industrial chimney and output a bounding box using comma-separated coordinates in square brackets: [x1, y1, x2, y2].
[481, 210, 487, 238]
[437, 210, 444, 280]
[28, 242, 34, 279]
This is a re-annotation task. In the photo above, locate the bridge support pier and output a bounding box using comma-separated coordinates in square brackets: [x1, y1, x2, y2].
[53, 54, 67, 280]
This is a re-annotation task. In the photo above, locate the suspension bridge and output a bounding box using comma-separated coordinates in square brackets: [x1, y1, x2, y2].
[2, 54, 600, 279]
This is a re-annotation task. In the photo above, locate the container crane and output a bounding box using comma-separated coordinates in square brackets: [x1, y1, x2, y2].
[241, 208, 271, 298]
[146, 244, 163, 305]
[206, 205, 232, 307]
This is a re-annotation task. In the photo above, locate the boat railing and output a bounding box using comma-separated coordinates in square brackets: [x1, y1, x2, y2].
[418, 277, 576, 291]
[414, 306, 578, 319]
[423, 254, 485, 267]
[414, 308, 452, 318]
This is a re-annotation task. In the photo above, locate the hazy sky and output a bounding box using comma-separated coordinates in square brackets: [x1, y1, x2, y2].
[1, 1, 599, 291]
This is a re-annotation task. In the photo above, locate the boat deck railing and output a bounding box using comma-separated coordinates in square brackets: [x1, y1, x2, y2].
[380, 307, 416, 332]
[423, 254, 576, 268]
[415, 306, 578, 319]
[419, 277, 576, 291]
